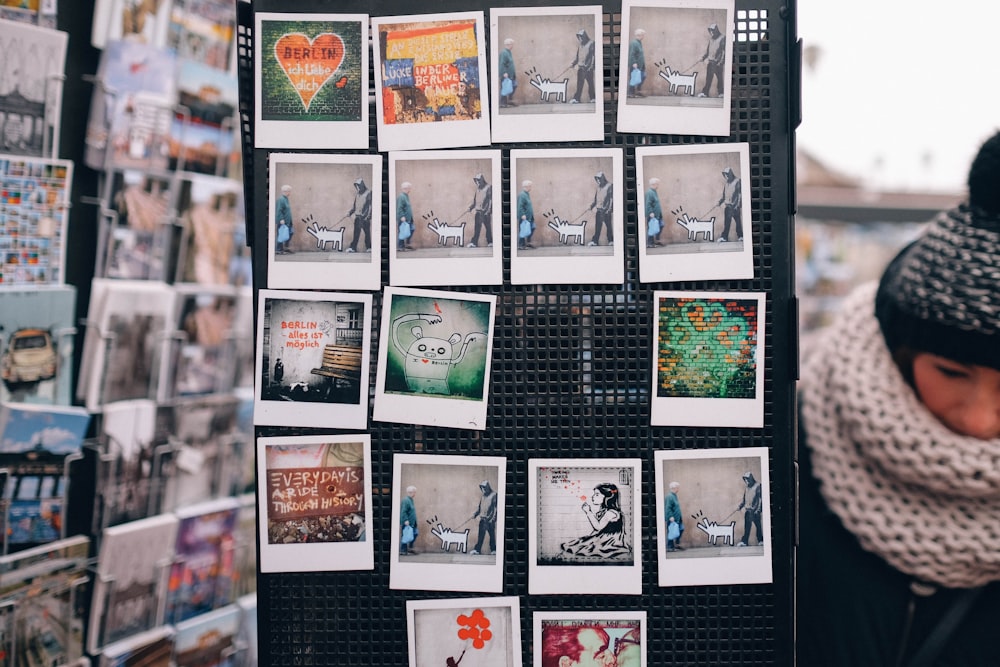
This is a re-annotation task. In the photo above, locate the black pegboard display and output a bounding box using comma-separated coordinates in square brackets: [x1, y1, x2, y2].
[237, 0, 799, 664]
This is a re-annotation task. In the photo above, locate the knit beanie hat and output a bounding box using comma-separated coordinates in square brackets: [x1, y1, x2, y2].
[875, 131, 1000, 370]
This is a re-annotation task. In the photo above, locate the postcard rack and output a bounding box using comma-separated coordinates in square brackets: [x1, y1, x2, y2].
[238, 0, 800, 664]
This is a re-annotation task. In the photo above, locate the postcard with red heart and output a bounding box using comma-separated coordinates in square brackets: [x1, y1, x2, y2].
[254, 13, 369, 149]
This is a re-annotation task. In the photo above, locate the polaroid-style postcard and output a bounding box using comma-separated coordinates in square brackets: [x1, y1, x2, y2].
[489, 6, 604, 143]
[0, 20, 67, 157]
[87, 513, 179, 654]
[407, 596, 522, 667]
[533, 612, 647, 667]
[374, 287, 496, 431]
[169, 59, 238, 177]
[389, 453, 506, 593]
[254, 289, 373, 430]
[528, 458, 643, 595]
[617, 0, 734, 137]
[257, 434, 372, 573]
[636, 143, 753, 282]
[100, 626, 174, 667]
[509, 148, 624, 285]
[173, 604, 241, 667]
[84, 40, 176, 171]
[167, 0, 237, 71]
[0, 285, 76, 405]
[651, 291, 765, 428]
[654, 447, 772, 586]
[164, 496, 240, 625]
[254, 12, 369, 149]
[175, 173, 248, 286]
[82, 279, 175, 411]
[267, 152, 382, 291]
[0, 155, 72, 286]
[372, 11, 491, 151]
[388, 150, 502, 287]
[99, 169, 175, 282]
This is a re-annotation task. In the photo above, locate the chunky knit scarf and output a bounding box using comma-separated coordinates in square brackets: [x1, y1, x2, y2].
[801, 283, 1000, 589]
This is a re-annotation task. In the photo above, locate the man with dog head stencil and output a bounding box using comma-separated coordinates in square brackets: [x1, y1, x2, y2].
[346, 177, 372, 253]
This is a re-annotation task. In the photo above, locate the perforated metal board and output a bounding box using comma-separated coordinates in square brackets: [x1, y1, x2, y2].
[237, 0, 798, 664]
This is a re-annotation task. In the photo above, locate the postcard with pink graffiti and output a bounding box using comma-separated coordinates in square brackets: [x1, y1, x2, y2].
[407, 596, 522, 667]
[651, 290, 765, 427]
[533, 612, 647, 667]
[529, 458, 643, 595]
[389, 453, 506, 593]
[654, 447, 772, 586]
[636, 143, 754, 283]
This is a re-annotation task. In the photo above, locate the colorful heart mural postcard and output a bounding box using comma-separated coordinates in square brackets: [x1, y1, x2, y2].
[509, 148, 625, 285]
[489, 6, 604, 143]
[254, 13, 369, 149]
[636, 143, 753, 282]
[388, 149, 502, 287]
[389, 453, 506, 593]
[372, 12, 491, 151]
[654, 447, 772, 586]
[373, 287, 496, 431]
[533, 611, 647, 667]
[406, 596, 522, 667]
[650, 291, 765, 427]
[267, 152, 382, 291]
[617, 0, 734, 137]
[257, 434, 373, 573]
[528, 458, 643, 596]
[253, 289, 372, 430]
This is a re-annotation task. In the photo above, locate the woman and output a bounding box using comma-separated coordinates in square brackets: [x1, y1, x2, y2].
[561, 483, 630, 560]
[797, 131, 1000, 666]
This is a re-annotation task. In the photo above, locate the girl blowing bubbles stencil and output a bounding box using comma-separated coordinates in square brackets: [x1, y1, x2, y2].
[561, 483, 631, 561]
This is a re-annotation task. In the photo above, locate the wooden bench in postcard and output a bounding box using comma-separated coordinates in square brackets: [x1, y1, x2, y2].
[311, 344, 362, 396]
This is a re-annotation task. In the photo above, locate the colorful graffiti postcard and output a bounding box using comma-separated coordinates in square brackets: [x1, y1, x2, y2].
[389, 453, 506, 593]
[267, 152, 382, 291]
[407, 596, 522, 667]
[654, 447, 772, 586]
[253, 289, 372, 430]
[254, 13, 369, 149]
[257, 434, 373, 573]
[509, 148, 624, 285]
[373, 287, 496, 431]
[489, 6, 604, 143]
[528, 458, 643, 595]
[651, 291, 765, 428]
[388, 149, 502, 287]
[616, 0, 734, 137]
[636, 143, 753, 282]
[372, 11, 491, 152]
[533, 611, 647, 667]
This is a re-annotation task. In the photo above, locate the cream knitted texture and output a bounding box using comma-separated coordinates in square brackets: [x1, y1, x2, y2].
[801, 283, 1000, 589]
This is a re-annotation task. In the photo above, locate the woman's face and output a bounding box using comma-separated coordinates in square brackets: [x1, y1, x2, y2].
[591, 489, 604, 506]
[912, 353, 1000, 440]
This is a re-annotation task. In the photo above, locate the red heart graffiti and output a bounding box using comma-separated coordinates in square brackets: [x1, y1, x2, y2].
[274, 32, 345, 111]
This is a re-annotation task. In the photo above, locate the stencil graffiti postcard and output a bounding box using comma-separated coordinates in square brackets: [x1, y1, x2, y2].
[489, 6, 604, 143]
[373, 287, 496, 431]
[372, 12, 491, 151]
[617, 0, 734, 137]
[651, 291, 765, 428]
[636, 143, 753, 282]
[257, 434, 373, 573]
[528, 458, 642, 595]
[254, 13, 369, 149]
[389, 453, 506, 593]
[654, 447, 772, 586]
[407, 596, 522, 667]
[533, 611, 647, 667]
[253, 289, 372, 430]
[509, 148, 625, 286]
[388, 149, 502, 287]
[267, 152, 382, 291]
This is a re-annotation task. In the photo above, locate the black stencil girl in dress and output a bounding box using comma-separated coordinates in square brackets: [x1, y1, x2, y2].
[561, 483, 630, 560]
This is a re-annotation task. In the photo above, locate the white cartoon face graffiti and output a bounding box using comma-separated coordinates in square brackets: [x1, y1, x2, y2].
[392, 313, 485, 396]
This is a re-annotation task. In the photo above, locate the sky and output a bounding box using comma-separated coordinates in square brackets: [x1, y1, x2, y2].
[796, 2, 999, 193]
